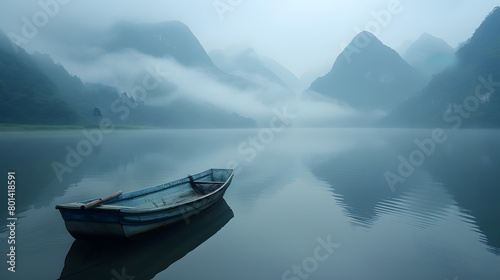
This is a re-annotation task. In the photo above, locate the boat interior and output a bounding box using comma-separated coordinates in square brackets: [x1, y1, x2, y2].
[101, 169, 233, 210]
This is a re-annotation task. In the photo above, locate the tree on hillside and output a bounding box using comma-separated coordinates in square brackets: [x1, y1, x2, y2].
[93, 107, 102, 118]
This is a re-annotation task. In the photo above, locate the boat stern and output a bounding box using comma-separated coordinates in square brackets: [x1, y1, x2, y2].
[56, 205, 126, 239]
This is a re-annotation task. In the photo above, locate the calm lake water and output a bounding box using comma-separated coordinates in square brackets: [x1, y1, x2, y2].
[1, 128, 500, 279]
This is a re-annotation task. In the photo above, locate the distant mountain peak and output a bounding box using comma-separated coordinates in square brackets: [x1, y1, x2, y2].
[104, 21, 216, 69]
[384, 6, 500, 128]
[209, 47, 290, 90]
[353, 31, 384, 45]
[397, 39, 414, 56]
[309, 32, 426, 111]
[407, 33, 454, 52]
[344, 31, 379, 49]
[338, 31, 393, 65]
[403, 33, 455, 75]
[333, 32, 413, 74]
[419, 32, 435, 40]
[356, 30, 377, 39]
[240, 47, 258, 56]
[412, 32, 451, 48]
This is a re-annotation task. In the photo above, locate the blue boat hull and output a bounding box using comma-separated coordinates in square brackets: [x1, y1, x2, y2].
[56, 169, 234, 239]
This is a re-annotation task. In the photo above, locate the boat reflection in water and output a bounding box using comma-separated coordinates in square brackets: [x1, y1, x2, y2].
[58, 199, 233, 280]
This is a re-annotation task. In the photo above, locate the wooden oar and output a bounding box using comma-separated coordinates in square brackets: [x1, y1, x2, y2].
[80, 190, 123, 210]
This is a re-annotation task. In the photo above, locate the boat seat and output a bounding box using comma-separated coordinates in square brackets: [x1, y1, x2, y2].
[188, 174, 204, 194]
[194, 181, 225, 185]
[187, 175, 222, 195]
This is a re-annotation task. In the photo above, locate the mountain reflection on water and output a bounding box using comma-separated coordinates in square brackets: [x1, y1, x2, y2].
[308, 129, 500, 253]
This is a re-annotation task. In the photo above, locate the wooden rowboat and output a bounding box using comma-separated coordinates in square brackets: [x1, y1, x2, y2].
[56, 169, 234, 239]
[58, 199, 233, 279]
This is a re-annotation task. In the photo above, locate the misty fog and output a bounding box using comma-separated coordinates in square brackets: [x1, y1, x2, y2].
[2, 2, 500, 280]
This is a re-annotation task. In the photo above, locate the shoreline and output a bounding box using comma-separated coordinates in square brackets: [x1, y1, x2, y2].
[0, 123, 159, 132]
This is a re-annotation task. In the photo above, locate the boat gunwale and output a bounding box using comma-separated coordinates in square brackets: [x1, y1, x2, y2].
[55, 169, 234, 214]
[120, 174, 233, 214]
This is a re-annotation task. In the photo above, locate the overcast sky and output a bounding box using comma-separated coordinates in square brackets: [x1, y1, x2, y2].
[0, 1, 498, 77]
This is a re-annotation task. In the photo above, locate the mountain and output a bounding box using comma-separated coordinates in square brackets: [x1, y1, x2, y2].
[397, 39, 414, 56]
[98, 21, 257, 127]
[0, 30, 15, 55]
[103, 21, 256, 90]
[259, 56, 302, 91]
[30, 52, 122, 123]
[0, 29, 256, 128]
[309, 31, 427, 111]
[104, 21, 216, 69]
[403, 33, 455, 76]
[0, 31, 79, 124]
[209, 48, 291, 89]
[1, 28, 129, 125]
[383, 7, 500, 128]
